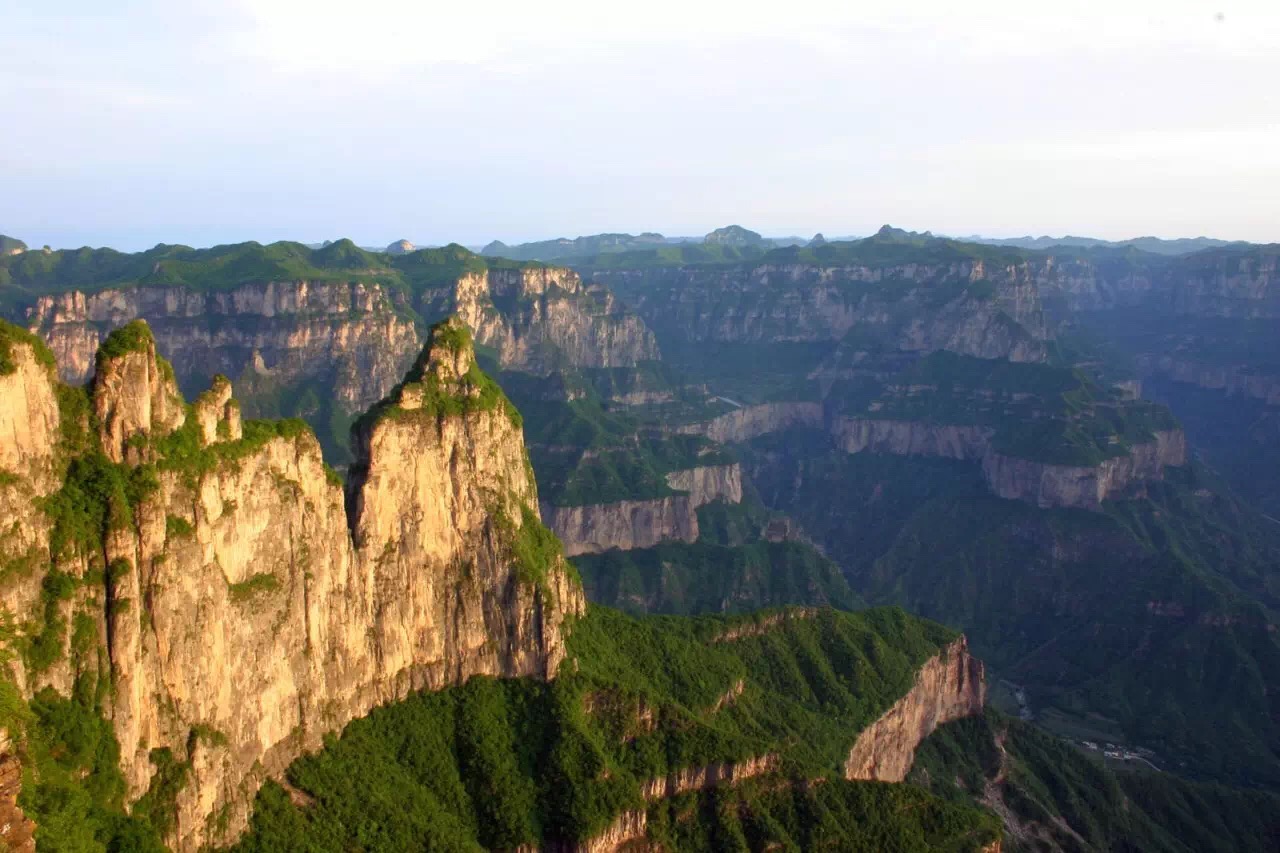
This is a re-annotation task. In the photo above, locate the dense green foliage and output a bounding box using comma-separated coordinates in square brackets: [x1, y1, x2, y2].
[0, 317, 57, 375]
[11, 683, 166, 851]
[0, 239, 539, 309]
[575, 499, 861, 614]
[747, 431, 1280, 784]
[352, 321, 522, 438]
[914, 711, 1280, 853]
[646, 778, 1000, 852]
[825, 350, 1180, 466]
[234, 606, 988, 851]
[94, 319, 155, 367]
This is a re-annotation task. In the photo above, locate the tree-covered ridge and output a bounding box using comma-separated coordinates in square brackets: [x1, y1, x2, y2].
[233, 604, 997, 852]
[913, 711, 1280, 853]
[575, 497, 862, 615]
[0, 234, 27, 254]
[0, 316, 57, 374]
[0, 238, 544, 306]
[745, 433, 1280, 786]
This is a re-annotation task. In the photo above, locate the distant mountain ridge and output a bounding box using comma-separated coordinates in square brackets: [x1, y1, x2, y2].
[958, 233, 1245, 255]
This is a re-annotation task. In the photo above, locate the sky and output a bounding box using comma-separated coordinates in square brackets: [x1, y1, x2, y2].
[1, 0, 1278, 251]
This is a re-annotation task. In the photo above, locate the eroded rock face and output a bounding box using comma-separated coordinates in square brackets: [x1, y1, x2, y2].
[844, 636, 985, 783]
[596, 259, 1051, 361]
[1145, 354, 1280, 405]
[28, 283, 422, 416]
[640, 754, 779, 799]
[981, 430, 1187, 511]
[0, 730, 36, 853]
[829, 418, 994, 460]
[0, 321, 585, 851]
[91, 331, 185, 463]
[680, 402, 824, 444]
[446, 268, 660, 372]
[542, 464, 742, 556]
[0, 341, 60, 490]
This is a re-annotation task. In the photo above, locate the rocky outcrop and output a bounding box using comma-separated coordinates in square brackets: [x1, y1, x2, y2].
[0, 334, 61, 491]
[542, 464, 741, 556]
[91, 323, 186, 463]
[193, 375, 242, 444]
[551, 810, 649, 853]
[0, 731, 35, 853]
[596, 258, 1051, 361]
[827, 410, 1185, 511]
[661, 464, 743, 506]
[640, 754, 779, 799]
[27, 282, 422, 420]
[0, 319, 585, 851]
[680, 402, 824, 443]
[26, 268, 660, 445]
[829, 418, 993, 460]
[1144, 355, 1280, 405]
[981, 430, 1187, 511]
[445, 267, 660, 373]
[844, 636, 985, 783]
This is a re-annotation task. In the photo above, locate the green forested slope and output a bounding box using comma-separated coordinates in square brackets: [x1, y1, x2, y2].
[232, 606, 999, 852]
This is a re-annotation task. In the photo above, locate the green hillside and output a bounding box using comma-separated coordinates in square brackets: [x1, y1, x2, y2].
[232, 605, 997, 852]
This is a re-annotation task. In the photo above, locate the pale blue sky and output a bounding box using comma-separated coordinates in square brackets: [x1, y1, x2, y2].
[2, 0, 1278, 251]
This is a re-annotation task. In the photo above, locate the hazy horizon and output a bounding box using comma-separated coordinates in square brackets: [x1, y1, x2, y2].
[3, 0, 1278, 251]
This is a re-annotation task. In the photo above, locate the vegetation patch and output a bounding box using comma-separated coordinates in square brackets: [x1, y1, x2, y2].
[0, 317, 57, 375]
[233, 605, 981, 852]
[228, 572, 281, 603]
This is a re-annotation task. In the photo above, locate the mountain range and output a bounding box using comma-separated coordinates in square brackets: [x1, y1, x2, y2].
[1, 224, 1279, 851]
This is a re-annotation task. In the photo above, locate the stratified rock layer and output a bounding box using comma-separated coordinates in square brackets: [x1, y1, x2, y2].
[542, 464, 742, 555]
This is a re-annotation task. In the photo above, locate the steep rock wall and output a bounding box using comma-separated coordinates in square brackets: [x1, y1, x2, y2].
[640, 754, 779, 799]
[542, 464, 741, 556]
[680, 402, 824, 444]
[0, 321, 585, 851]
[596, 259, 1051, 361]
[829, 418, 994, 460]
[440, 267, 660, 373]
[981, 430, 1187, 511]
[0, 342, 61, 490]
[27, 283, 421, 414]
[1143, 354, 1280, 405]
[844, 636, 985, 783]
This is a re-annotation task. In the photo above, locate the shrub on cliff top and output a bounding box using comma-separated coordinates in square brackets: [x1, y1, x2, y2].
[354, 318, 523, 436]
[0, 317, 57, 375]
[95, 319, 155, 369]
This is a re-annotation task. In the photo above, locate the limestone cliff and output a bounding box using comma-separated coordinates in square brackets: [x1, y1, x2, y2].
[844, 636, 985, 782]
[1143, 354, 1280, 405]
[981, 430, 1187, 511]
[89, 321, 186, 464]
[829, 418, 993, 460]
[542, 464, 742, 556]
[0, 318, 584, 851]
[440, 266, 660, 372]
[679, 402, 823, 444]
[639, 754, 779, 799]
[0, 331, 61, 491]
[27, 282, 421, 412]
[595, 258, 1050, 362]
[25, 267, 659, 459]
